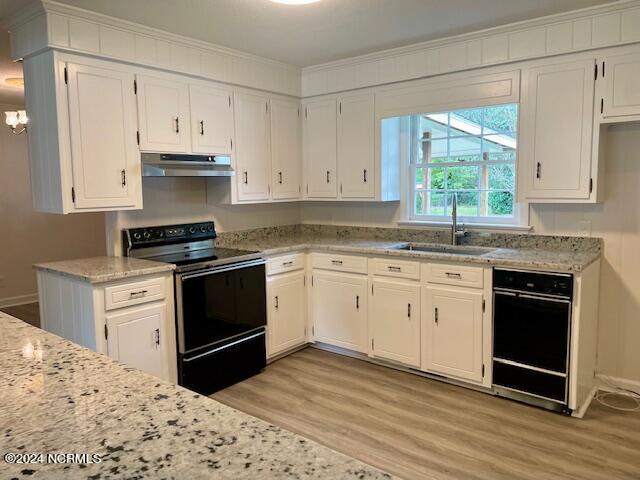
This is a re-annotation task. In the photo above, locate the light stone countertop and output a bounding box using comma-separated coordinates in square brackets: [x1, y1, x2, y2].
[217, 236, 601, 273]
[0, 312, 392, 480]
[34, 257, 175, 283]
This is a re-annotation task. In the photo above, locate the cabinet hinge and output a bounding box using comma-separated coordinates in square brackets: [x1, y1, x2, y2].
[305, 107, 308, 119]
[306, 184, 309, 194]
[303, 276, 306, 286]
[136, 131, 140, 145]
[299, 185, 301, 193]
[482, 299, 485, 312]
[312, 326, 315, 336]
[230, 138, 233, 150]
[104, 323, 108, 340]
[228, 95, 231, 108]
[371, 338, 374, 350]
[304, 327, 307, 336]
[311, 275, 314, 286]
[71, 187, 75, 203]
[133, 79, 137, 94]
[602, 61, 605, 78]
[64, 66, 68, 85]
[340, 183, 343, 194]
[482, 364, 485, 378]
[339, 102, 342, 114]
[601, 98, 604, 114]
[589, 178, 593, 193]
[371, 284, 374, 295]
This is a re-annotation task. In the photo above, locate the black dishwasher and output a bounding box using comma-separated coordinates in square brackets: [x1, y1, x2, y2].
[492, 268, 573, 413]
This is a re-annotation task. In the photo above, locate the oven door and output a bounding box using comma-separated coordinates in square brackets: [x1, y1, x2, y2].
[176, 259, 266, 354]
[493, 290, 571, 373]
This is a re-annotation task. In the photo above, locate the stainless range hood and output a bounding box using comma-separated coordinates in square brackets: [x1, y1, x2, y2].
[141, 153, 234, 177]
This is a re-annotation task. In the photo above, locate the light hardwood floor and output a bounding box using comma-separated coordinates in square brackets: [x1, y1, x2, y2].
[0, 302, 40, 327]
[213, 347, 640, 480]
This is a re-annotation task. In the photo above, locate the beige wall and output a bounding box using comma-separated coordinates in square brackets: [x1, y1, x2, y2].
[0, 103, 106, 306]
[301, 123, 640, 384]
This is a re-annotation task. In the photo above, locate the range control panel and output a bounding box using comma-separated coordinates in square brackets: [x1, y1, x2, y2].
[125, 222, 216, 249]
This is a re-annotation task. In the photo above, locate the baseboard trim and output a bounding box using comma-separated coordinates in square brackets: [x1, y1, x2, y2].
[595, 373, 640, 393]
[0, 293, 38, 308]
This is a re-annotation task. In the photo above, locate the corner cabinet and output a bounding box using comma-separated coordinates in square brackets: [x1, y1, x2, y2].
[23, 51, 142, 213]
[311, 270, 368, 353]
[303, 98, 338, 198]
[519, 59, 596, 202]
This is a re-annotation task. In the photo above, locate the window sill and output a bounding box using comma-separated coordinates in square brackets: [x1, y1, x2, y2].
[397, 220, 533, 232]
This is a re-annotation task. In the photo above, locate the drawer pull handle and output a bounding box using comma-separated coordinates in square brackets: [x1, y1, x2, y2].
[356, 295, 359, 310]
[408, 303, 411, 318]
[275, 295, 279, 310]
[282, 261, 294, 267]
[434, 307, 439, 324]
[331, 260, 343, 265]
[445, 272, 462, 278]
[388, 266, 401, 272]
[129, 290, 148, 298]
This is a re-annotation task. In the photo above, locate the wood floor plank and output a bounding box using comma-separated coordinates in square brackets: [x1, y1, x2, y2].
[213, 347, 640, 480]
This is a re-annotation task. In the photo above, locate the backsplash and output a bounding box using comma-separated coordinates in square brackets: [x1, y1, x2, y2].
[216, 223, 602, 253]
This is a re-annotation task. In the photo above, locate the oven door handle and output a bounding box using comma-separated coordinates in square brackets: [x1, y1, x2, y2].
[178, 258, 265, 280]
[182, 330, 265, 362]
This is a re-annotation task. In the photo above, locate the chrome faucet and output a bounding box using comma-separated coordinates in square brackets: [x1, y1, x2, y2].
[451, 193, 466, 245]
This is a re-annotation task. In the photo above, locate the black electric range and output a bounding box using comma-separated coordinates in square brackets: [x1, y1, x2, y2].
[122, 221, 267, 394]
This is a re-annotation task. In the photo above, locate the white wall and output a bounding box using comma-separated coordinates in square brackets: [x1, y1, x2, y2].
[107, 177, 301, 254]
[303, 123, 640, 384]
[0, 103, 106, 306]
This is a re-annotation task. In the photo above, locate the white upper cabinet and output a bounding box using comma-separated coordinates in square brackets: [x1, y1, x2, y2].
[270, 98, 301, 200]
[338, 93, 375, 199]
[189, 84, 234, 155]
[267, 271, 307, 357]
[370, 279, 420, 367]
[599, 52, 640, 120]
[311, 270, 367, 353]
[136, 74, 190, 153]
[66, 62, 141, 210]
[304, 98, 337, 198]
[422, 285, 484, 383]
[234, 92, 272, 201]
[520, 59, 596, 201]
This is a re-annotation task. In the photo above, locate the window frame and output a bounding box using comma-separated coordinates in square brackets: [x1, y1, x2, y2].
[407, 103, 525, 227]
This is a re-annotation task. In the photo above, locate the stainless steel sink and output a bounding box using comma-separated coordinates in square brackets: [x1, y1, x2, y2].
[394, 243, 496, 256]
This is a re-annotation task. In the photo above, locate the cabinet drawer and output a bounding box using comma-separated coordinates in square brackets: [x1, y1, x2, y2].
[370, 257, 420, 280]
[312, 252, 367, 274]
[104, 277, 166, 311]
[266, 253, 305, 275]
[425, 263, 484, 289]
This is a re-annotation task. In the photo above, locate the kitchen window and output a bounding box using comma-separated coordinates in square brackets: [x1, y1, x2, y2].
[409, 103, 521, 225]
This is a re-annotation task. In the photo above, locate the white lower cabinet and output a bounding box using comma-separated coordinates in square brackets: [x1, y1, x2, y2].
[311, 270, 368, 353]
[105, 303, 165, 379]
[267, 270, 307, 357]
[370, 279, 420, 367]
[422, 284, 484, 383]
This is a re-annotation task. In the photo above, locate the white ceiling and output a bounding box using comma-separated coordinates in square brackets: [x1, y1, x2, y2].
[11, 0, 614, 67]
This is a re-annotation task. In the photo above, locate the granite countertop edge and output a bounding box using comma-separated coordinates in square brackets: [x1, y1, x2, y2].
[34, 258, 176, 284]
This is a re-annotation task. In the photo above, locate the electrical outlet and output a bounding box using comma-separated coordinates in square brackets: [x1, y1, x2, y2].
[578, 220, 592, 236]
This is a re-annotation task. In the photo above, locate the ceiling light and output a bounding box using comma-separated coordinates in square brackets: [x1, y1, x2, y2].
[270, 0, 320, 4]
[5, 77, 24, 88]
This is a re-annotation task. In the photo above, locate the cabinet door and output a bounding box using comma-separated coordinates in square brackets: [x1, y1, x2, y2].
[338, 93, 375, 199]
[311, 271, 367, 353]
[234, 92, 271, 201]
[521, 59, 595, 200]
[106, 303, 166, 380]
[267, 271, 306, 357]
[423, 285, 483, 383]
[66, 62, 141, 210]
[271, 98, 301, 200]
[136, 74, 190, 153]
[304, 98, 337, 198]
[189, 84, 233, 154]
[371, 279, 420, 367]
[601, 53, 640, 118]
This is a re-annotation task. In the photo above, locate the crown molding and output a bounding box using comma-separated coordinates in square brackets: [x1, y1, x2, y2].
[304, 0, 638, 72]
[301, 0, 640, 97]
